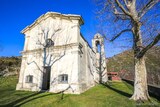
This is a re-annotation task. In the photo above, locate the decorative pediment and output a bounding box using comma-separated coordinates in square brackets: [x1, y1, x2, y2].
[21, 12, 84, 34]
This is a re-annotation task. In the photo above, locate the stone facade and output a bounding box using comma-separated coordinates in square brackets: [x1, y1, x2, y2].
[16, 12, 107, 94]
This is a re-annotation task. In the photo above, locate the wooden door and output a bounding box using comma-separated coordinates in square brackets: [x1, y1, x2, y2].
[42, 66, 51, 90]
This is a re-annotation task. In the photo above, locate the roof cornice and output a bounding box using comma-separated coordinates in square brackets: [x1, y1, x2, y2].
[21, 12, 84, 34]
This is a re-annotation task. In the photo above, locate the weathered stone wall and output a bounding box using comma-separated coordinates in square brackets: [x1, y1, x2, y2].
[50, 46, 80, 94]
[78, 35, 96, 92]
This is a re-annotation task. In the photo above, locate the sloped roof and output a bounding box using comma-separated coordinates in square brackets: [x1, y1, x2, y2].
[21, 12, 84, 34]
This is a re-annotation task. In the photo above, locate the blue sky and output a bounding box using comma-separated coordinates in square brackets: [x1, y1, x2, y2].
[0, 0, 127, 57]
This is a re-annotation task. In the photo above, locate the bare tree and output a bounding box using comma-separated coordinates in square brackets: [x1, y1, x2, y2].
[96, 0, 160, 101]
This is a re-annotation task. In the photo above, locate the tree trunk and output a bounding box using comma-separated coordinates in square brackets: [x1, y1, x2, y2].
[129, 20, 150, 101]
[130, 56, 150, 101]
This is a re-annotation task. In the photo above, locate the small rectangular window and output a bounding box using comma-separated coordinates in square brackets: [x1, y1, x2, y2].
[58, 74, 68, 83]
[25, 75, 33, 83]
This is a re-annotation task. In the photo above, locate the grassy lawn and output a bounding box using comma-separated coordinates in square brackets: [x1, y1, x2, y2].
[0, 76, 159, 107]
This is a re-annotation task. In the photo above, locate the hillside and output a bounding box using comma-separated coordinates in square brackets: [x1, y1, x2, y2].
[0, 56, 21, 76]
[0, 76, 159, 107]
[107, 46, 160, 86]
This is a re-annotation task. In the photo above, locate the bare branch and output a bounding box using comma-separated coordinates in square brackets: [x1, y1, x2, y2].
[110, 29, 131, 41]
[138, 0, 159, 18]
[27, 61, 43, 72]
[109, 0, 124, 15]
[96, 2, 108, 15]
[138, 33, 160, 58]
[41, 28, 46, 41]
[123, 0, 128, 7]
[51, 28, 61, 40]
[109, 0, 131, 20]
[115, 0, 131, 16]
[114, 15, 130, 21]
[36, 39, 45, 47]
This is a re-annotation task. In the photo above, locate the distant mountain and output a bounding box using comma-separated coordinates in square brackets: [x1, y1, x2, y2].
[107, 46, 160, 86]
[0, 56, 21, 76]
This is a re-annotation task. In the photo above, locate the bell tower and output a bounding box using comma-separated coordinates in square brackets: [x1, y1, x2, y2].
[92, 33, 108, 83]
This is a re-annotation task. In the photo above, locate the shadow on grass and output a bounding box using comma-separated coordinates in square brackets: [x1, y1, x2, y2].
[0, 90, 70, 107]
[102, 82, 132, 98]
[1, 92, 53, 107]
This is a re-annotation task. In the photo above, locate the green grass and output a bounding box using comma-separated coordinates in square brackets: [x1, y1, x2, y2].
[0, 76, 159, 107]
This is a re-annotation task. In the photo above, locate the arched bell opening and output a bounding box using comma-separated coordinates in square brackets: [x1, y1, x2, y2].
[95, 40, 101, 53]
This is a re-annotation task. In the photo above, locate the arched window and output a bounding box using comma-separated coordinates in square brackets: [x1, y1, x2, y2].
[25, 75, 33, 83]
[45, 39, 54, 47]
[58, 74, 68, 83]
[95, 40, 101, 53]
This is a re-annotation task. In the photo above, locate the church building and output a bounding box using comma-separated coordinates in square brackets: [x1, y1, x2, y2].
[16, 12, 107, 94]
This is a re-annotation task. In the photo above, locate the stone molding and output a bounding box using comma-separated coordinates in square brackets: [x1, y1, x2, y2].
[21, 12, 84, 34]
